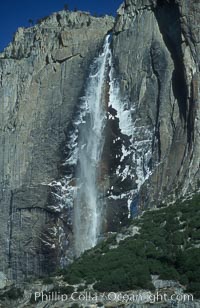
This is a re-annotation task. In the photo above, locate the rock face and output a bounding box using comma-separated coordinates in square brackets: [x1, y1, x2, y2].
[112, 0, 200, 208]
[0, 11, 114, 281]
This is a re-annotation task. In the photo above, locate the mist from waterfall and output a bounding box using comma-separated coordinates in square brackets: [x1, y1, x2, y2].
[73, 35, 111, 257]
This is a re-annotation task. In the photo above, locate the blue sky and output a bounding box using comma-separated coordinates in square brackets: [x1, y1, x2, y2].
[0, 0, 122, 51]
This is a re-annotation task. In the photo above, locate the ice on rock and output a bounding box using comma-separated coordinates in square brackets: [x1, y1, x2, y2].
[108, 48, 153, 203]
[47, 35, 153, 260]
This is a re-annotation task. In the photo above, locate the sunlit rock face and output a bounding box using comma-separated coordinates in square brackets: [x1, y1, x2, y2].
[0, 10, 114, 280]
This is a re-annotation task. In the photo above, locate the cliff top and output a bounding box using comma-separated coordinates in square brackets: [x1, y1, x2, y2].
[0, 10, 114, 59]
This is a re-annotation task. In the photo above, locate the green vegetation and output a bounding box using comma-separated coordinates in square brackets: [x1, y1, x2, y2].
[64, 3, 69, 11]
[36, 16, 49, 24]
[51, 285, 75, 294]
[61, 194, 200, 298]
[42, 277, 54, 284]
[77, 285, 85, 292]
[0, 287, 24, 300]
[28, 19, 34, 27]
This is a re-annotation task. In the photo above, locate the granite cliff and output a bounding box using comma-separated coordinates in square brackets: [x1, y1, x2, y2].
[0, 0, 199, 296]
[112, 0, 200, 208]
[0, 11, 114, 281]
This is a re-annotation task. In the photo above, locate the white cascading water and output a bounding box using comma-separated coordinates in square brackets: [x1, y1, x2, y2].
[73, 35, 111, 257]
[48, 35, 152, 261]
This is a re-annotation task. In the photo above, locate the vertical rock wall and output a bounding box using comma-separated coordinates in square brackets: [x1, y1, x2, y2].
[112, 0, 200, 208]
[0, 11, 114, 281]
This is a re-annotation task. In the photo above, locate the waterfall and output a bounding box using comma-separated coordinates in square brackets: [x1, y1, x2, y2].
[50, 34, 152, 262]
[73, 35, 111, 257]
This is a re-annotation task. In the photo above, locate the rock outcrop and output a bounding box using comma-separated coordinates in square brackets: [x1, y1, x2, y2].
[0, 10, 114, 281]
[112, 0, 200, 208]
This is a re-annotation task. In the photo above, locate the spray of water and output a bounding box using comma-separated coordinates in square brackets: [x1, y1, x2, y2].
[73, 36, 111, 257]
